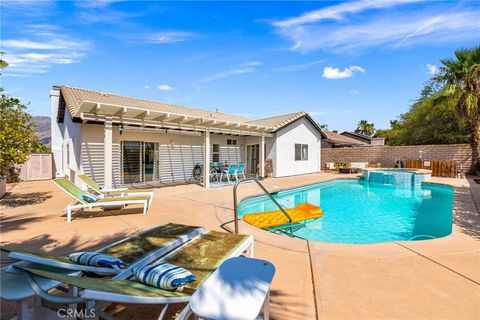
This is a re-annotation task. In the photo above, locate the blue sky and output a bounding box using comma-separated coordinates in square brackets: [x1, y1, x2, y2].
[1, 0, 479, 132]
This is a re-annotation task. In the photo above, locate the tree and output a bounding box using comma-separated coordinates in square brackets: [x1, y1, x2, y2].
[375, 83, 470, 146]
[355, 120, 375, 136]
[318, 123, 328, 130]
[0, 51, 8, 69]
[0, 53, 47, 181]
[433, 46, 480, 174]
[0, 95, 45, 181]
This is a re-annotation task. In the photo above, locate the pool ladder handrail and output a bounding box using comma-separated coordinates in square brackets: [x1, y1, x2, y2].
[233, 177, 294, 236]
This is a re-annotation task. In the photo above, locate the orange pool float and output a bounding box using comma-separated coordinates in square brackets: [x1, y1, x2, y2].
[243, 202, 323, 229]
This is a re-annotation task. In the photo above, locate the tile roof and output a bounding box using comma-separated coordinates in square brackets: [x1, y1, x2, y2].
[246, 112, 307, 130]
[323, 130, 368, 145]
[341, 131, 373, 141]
[60, 85, 251, 124]
[59, 85, 323, 134]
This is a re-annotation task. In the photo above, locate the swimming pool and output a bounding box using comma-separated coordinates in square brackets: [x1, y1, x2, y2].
[238, 179, 454, 244]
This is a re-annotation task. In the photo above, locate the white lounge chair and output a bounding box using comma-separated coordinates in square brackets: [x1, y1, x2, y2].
[1, 223, 205, 319]
[10, 230, 254, 320]
[53, 178, 150, 222]
[79, 174, 154, 207]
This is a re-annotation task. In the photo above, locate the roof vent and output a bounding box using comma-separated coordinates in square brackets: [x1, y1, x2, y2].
[52, 85, 61, 91]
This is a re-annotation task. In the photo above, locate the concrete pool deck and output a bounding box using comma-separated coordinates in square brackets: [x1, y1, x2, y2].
[1, 173, 479, 319]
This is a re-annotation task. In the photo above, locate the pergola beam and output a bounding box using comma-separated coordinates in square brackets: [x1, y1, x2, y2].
[79, 111, 274, 136]
[134, 110, 150, 119]
[168, 115, 188, 123]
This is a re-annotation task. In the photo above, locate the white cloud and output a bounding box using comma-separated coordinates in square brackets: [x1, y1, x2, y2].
[1, 39, 65, 50]
[0, 0, 55, 17]
[150, 31, 196, 44]
[200, 61, 263, 83]
[2, 37, 88, 51]
[272, 1, 480, 53]
[273, 60, 324, 72]
[157, 84, 174, 91]
[323, 66, 365, 79]
[243, 61, 263, 67]
[349, 89, 360, 95]
[144, 85, 151, 89]
[2, 31, 91, 76]
[427, 64, 438, 75]
[75, 0, 126, 8]
[274, 0, 421, 27]
[7, 53, 80, 65]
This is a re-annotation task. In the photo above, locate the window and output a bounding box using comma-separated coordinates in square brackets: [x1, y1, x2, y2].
[227, 139, 237, 145]
[66, 143, 70, 167]
[295, 144, 308, 161]
[212, 144, 220, 162]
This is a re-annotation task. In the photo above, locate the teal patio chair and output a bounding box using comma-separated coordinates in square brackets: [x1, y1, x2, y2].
[220, 164, 238, 183]
[235, 162, 246, 180]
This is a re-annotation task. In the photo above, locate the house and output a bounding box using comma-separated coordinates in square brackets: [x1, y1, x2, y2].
[321, 130, 369, 148]
[50, 85, 326, 188]
[341, 132, 385, 146]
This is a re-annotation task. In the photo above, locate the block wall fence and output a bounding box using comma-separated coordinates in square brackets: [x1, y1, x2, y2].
[321, 144, 472, 173]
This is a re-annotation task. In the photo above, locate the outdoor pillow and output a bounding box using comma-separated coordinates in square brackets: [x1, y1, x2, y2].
[132, 262, 196, 291]
[81, 194, 99, 203]
[69, 252, 127, 269]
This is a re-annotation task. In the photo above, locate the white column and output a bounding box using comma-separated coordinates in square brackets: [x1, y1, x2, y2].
[244, 143, 248, 168]
[259, 133, 265, 179]
[50, 87, 63, 177]
[104, 117, 113, 189]
[203, 130, 210, 188]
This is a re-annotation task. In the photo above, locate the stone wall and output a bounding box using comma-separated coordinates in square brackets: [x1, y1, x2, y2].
[321, 144, 472, 173]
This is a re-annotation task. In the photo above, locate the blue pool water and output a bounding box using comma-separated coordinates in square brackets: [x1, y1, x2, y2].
[238, 179, 454, 244]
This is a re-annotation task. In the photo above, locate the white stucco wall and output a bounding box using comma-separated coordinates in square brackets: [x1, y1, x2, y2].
[273, 117, 322, 177]
[51, 90, 83, 182]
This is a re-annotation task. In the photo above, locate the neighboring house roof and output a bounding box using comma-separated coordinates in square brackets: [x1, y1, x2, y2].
[60, 85, 251, 124]
[341, 131, 373, 142]
[57, 85, 325, 136]
[323, 130, 368, 146]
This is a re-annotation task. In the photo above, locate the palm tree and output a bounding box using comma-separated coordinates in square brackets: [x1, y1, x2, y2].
[434, 46, 480, 174]
[355, 120, 376, 136]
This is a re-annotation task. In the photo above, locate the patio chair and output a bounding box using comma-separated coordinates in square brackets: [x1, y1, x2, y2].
[10, 230, 254, 320]
[79, 174, 154, 207]
[323, 162, 336, 173]
[53, 178, 150, 222]
[220, 164, 238, 183]
[2, 223, 204, 319]
[235, 162, 246, 180]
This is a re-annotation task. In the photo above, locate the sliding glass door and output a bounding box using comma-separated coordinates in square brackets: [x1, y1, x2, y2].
[144, 142, 157, 182]
[122, 141, 158, 184]
[247, 144, 259, 174]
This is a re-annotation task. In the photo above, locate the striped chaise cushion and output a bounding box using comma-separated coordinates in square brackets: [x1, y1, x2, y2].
[133, 263, 196, 291]
[69, 252, 126, 269]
